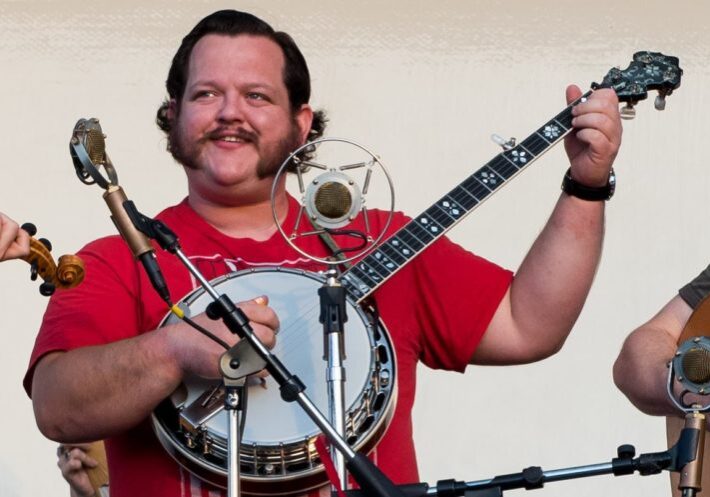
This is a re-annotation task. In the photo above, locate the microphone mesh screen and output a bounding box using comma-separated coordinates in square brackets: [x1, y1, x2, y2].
[314, 182, 351, 219]
[85, 128, 106, 165]
[682, 346, 710, 384]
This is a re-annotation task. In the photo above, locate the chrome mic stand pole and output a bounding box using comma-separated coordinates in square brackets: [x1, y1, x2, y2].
[219, 341, 265, 497]
[320, 268, 349, 488]
[225, 384, 244, 497]
[227, 391, 241, 497]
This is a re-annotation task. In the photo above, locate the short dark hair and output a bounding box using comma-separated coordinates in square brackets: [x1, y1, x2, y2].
[156, 10, 326, 149]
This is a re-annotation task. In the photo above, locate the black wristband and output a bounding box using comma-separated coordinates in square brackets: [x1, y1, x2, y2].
[561, 167, 616, 201]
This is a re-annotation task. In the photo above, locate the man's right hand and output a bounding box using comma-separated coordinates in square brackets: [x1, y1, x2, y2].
[165, 295, 280, 379]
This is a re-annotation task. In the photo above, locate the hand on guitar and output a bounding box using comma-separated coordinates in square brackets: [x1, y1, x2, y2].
[564, 85, 622, 187]
[164, 295, 280, 379]
[0, 212, 30, 261]
[57, 443, 101, 497]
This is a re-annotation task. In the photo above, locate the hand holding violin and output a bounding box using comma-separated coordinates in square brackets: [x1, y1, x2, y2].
[0, 212, 85, 295]
[18, 222, 85, 296]
[0, 212, 30, 261]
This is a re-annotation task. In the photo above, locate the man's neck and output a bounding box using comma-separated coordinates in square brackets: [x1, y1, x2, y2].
[188, 191, 289, 242]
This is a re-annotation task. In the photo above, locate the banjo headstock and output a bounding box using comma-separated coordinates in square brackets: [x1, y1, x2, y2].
[594, 51, 682, 119]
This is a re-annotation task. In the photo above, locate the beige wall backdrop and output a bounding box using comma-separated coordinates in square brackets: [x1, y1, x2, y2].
[1, 1, 708, 496]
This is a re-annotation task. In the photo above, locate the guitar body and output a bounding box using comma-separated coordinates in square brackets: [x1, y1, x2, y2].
[82, 441, 109, 496]
[667, 294, 710, 496]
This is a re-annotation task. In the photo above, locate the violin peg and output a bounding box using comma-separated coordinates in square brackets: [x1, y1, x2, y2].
[39, 282, 56, 297]
[38, 237, 53, 251]
[21, 223, 37, 236]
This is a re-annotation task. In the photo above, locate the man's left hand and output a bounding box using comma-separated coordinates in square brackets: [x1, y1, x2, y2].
[564, 85, 622, 187]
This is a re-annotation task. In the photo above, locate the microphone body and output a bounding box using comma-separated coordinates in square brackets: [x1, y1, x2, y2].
[103, 185, 170, 303]
[103, 186, 153, 257]
[70, 117, 171, 304]
[679, 411, 706, 496]
[671, 338, 710, 496]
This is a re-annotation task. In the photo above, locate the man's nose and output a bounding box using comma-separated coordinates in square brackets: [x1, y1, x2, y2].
[218, 93, 246, 122]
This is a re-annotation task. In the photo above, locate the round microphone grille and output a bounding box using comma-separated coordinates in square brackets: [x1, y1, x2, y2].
[85, 128, 106, 165]
[314, 182, 352, 219]
[682, 346, 710, 384]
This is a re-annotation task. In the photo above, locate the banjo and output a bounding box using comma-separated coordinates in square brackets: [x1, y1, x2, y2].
[151, 52, 682, 495]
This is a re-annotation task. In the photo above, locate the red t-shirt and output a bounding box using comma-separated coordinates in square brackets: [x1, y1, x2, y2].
[25, 197, 512, 497]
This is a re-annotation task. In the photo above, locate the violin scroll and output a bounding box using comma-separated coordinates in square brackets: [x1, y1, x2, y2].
[19, 223, 85, 296]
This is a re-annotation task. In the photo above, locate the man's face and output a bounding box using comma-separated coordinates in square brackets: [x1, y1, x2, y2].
[169, 34, 312, 200]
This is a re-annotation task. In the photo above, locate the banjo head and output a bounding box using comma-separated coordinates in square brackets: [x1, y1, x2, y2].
[152, 267, 397, 495]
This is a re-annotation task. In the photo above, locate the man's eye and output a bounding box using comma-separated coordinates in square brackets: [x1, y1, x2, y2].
[247, 92, 267, 101]
[195, 90, 217, 99]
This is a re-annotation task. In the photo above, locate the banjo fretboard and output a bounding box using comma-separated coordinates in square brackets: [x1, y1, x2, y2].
[340, 90, 593, 303]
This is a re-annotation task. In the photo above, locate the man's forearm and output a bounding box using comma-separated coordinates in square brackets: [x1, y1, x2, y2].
[510, 193, 605, 356]
[614, 296, 695, 418]
[32, 327, 182, 442]
[614, 326, 680, 416]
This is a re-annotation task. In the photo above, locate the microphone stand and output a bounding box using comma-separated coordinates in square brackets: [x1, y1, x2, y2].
[125, 205, 405, 497]
[320, 267, 349, 489]
[342, 437, 694, 497]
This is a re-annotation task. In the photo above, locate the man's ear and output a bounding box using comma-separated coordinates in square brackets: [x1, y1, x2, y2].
[166, 99, 178, 123]
[294, 104, 314, 144]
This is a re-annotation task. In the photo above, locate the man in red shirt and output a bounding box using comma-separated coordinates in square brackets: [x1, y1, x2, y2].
[26, 9, 622, 497]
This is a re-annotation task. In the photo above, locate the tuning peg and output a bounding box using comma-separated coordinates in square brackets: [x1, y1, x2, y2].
[491, 134, 516, 151]
[654, 88, 672, 111]
[654, 94, 666, 111]
[620, 103, 636, 120]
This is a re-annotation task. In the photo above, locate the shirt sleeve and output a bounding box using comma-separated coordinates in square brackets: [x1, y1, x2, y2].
[412, 236, 513, 372]
[679, 264, 710, 310]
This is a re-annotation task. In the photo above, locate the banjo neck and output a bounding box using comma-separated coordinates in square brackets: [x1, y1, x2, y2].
[340, 51, 682, 305]
[340, 91, 587, 304]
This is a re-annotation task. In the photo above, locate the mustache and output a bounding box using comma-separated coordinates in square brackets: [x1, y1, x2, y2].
[205, 127, 258, 144]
